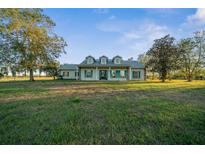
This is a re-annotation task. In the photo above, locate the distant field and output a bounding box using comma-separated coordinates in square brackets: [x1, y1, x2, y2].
[0, 80, 205, 144]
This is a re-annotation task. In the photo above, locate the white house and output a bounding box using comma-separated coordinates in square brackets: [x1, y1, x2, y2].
[59, 55, 146, 81]
[58, 64, 79, 80]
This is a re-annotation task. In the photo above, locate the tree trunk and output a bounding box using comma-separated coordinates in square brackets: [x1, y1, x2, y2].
[53, 76, 56, 80]
[187, 71, 192, 82]
[187, 74, 192, 82]
[161, 71, 166, 82]
[29, 69, 34, 81]
[152, 71, 154, 80]
[168, 72, 171, 81]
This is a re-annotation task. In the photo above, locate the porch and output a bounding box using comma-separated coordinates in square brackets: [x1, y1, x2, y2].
[79, 66, 131, 81]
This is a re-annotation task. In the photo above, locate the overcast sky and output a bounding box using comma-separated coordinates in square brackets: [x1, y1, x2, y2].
[44, 8, 205, 64]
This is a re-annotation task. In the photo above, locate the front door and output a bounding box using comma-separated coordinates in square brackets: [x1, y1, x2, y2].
[99, 70, 108, 80]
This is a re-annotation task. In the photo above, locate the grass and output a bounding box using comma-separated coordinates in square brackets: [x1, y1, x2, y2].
[0, 79, 205, 144]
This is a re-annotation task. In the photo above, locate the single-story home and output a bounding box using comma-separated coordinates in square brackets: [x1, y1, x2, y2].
[59, 55, 146, 81]
[58, 64, 79, 80]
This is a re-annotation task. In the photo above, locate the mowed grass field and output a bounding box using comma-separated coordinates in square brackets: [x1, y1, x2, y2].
[0, 79, 205, 144]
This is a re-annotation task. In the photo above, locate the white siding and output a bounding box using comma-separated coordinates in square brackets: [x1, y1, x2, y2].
[61, 70, 77, 79]
[131, 69, 145, 80]
[80, 68, 98, 80]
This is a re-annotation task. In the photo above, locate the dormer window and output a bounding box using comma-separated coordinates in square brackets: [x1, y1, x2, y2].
[86, 56, 95, 64]
[87, 58, 93, 64]
[115, 58, 121, 64]
[113, 56, 122, 64]
[101, 58, 106, 64]
[99, 56, 108, 64]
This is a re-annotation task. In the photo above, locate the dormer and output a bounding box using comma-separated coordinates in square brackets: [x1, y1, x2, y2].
[113, 55, 122, 64]
[86, 55, 95, 64]
[99, 55, 108, 64]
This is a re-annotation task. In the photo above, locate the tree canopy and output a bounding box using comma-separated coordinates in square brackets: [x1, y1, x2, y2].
[178, 31, 205, 81]
[146, 35, 179, 82]
[0, 9, 67, 81]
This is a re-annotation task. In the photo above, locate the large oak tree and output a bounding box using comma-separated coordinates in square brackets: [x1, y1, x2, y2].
[0, 9, 67, 81]
[146, 35, 180, 82]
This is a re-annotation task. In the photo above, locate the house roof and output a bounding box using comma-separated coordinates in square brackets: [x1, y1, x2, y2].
[78, 59, 144, 68]
[85, 55, 95, 61]
[112, 55, 122, 61]
[128, 61, 144, 69]
[99, 55, 108, 60]
[59, 64, 78, 70]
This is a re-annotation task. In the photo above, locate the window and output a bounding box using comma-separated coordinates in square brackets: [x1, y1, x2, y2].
[67, 72, 69, 77]
[114, 58, 121, 64]
[75, 72, 78, 77]
[120, 70, 127, 78]
[133, 71, 141, 79]
[111, 70, 127, 78]
[62, 72, 66, 76]
[101, 58, 106, 64]
[87, 58, 93, 64]
[85, 70, 93, 78]
[125, 70, 128, 78]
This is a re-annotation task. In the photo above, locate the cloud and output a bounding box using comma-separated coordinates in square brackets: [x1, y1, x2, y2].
[94, 8, 109, 14]
[179, 8, 205, 36]
[117, 22, 169, 53]
[187, 8, 205, 25]
[96, 17, 170, 54]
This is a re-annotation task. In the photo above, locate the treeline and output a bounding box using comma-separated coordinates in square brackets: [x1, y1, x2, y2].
[0, 9, 67, 81]
[138, 33, 205, 82]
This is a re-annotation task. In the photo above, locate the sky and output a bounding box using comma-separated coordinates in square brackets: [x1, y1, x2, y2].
[43, 8, 205, 64]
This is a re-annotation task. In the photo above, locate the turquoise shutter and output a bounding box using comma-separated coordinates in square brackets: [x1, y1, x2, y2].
[84, 70, 87, 77]
[138, 71, 141, 78]
[125, 70, 127, 78]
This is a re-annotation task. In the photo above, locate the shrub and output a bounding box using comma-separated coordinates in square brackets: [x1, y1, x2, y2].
[0, 73, 4, 79]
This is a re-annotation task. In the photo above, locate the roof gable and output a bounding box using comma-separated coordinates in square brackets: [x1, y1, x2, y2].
[78, 56, 144, 68]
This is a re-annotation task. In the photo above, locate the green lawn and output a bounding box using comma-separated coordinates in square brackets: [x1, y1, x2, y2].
[0, 80, 205, 144]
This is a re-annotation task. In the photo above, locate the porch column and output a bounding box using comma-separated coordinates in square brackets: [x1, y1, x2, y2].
[96, 67, 98, 80]
[108, 67, 111, 80]
[129, 67, 132, 80]
[79, 68, 81, 80]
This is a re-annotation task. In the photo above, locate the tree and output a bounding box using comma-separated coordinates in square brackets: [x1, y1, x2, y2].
[146, 35, 180, 82]
[137, 53, 149, 67]
[0, 9, 67, 81]
[42, 60, 60, 80]
[0, 33, 21, 75]
[0, 72, 3, 79]
[137, 53, 157, 80]
[178, 31, 205, 82]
